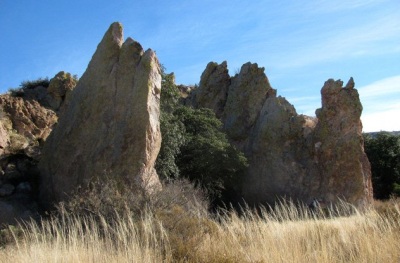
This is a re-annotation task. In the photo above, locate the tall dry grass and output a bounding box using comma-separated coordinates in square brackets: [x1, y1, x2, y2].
[1, 201, 399, 263]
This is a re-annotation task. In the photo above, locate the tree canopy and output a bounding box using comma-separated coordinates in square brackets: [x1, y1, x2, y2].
[364, 132, 400, 199]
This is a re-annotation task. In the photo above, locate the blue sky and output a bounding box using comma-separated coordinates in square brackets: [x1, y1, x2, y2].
[0, 0, 399, 132]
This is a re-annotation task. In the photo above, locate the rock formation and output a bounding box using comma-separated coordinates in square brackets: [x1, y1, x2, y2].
[0, 96, 57, 153]
[9, 72, 77, 112]
[0, 93, 57, 225]
[39, 22, 162, 206]
[192, 61, 373, 207]
[46, 71, 77, 111]
[192, 61, 230, 118]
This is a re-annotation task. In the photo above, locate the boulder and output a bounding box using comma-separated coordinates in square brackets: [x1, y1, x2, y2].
[193, 61, 373, 208]
[39, 22, 162, 206]
[47, 71, 77, 111]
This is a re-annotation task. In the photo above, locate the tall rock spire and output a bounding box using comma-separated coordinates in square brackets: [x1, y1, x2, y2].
[39, 22, 162, 206]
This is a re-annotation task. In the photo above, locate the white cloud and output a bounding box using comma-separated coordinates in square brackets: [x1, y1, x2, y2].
[358, 76, 400, 98]
[358, 75, 400, 132]
[362, 108, 400, 132]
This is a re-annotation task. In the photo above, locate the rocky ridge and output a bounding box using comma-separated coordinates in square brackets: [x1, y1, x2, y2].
[191, 61, 373, 207]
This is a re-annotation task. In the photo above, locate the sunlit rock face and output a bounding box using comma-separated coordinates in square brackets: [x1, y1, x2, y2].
[39, 22, 162, 206]
[193, 61, 373, 208]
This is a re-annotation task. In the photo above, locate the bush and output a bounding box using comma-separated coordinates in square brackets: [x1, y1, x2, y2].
[20, 77, 50, 89]
[155, 204, 217, 261]
[8, 77, 50, 97]
[59, 177, 209, 224]
[54, 176, 214, 262]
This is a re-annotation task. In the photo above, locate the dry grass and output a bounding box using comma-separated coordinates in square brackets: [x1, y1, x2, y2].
[0, 200, 399, 263]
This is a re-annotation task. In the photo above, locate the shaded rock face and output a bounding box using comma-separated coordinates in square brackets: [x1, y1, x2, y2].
[39, 22, 162, 206]
[193, 61, 373, 207]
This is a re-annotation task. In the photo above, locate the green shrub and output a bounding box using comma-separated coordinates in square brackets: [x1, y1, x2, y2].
[174, 106, 248, 205]
[20, 77, 50, 89]
[156, 67, 248, 208]
[7, 77, 50, 97]
[364, 132, 400, 199]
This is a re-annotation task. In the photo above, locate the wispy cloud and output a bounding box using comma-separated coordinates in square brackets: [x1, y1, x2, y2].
[272, 14, 400, 69]
[301, 0, 387, 14]
[358, 76, 400, 98]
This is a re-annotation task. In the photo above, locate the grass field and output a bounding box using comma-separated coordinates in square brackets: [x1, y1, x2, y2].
[0, 200, 399, 263]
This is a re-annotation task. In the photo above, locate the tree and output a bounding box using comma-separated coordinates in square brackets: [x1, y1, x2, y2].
[155, 67, 248, 206]
[364, 132, 400, 199]
[174, 107, 248, 204]
[155, 67, 185, 180]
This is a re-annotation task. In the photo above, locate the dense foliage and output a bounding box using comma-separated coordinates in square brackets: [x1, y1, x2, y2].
[364, 132, 400, 199]
[155, 68, 248, 205]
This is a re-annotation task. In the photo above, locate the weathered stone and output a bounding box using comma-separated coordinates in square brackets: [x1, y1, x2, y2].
[195, 61, 373, 208]
[0, 115, 11, 156]
[0, 95, 57, 145]
[223, 62, 275, 146]
[312, 78, 373, 207]
[193, 61, 230, 118]
[244, 96, 307, 203]
[39, 22, 162, 206]
[47, 71, 77, 111]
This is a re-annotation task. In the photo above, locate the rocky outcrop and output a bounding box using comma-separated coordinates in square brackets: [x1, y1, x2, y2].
[10, 72, 77, 112]
[193, 61, 373, 207]
[192, 61, 230, 118]
[0, 93, 56, 225]
[47, 71, 77, 111]
[0, 95, 58, 158]
[39, 22, 162, 206]
[312, 78, 373, 206]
